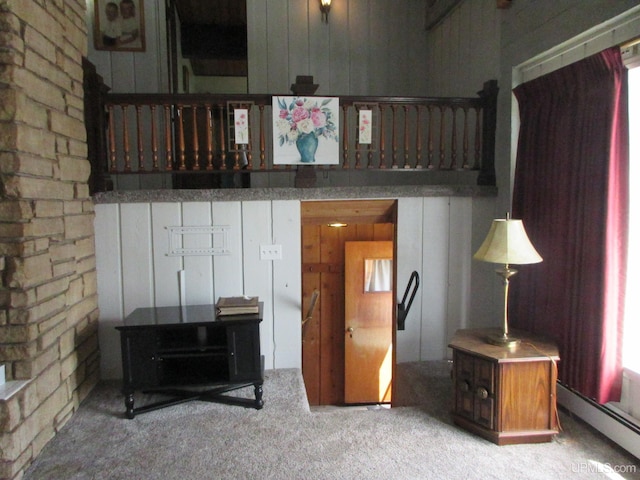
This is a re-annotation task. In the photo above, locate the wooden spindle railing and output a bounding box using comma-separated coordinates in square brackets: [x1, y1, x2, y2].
[426, 105, 434, 169]
[259, 104, 266, 169]
[108, 104, 116, 172]
[121, 105, 131, 172]
[135, 105, 144, 171]
[218, 105, 226, 170]
[402, 106, 409, 169]
[191, 105, 200, 170]
[462, 107, 469, 169]
[342, 104, 349, 169]
[354, 104, 362, 169]
[390, 105, 398, 169]
[245, 104, 254, 170]
[473, 106, 482, 170]
[163, 105, 173, 171]
[450, 107, 458, 169]
[176, 105, 186, 170]
[378, 104, 386, 169]
[150, 105, 159, 171]
[416, 106, 423, 169]
[205, 105, 214, 170]
[89, 80, 498, 190]
[438, 106, 446, 169]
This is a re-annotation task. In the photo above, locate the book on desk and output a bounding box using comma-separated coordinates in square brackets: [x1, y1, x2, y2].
[216, 296, 260, 315]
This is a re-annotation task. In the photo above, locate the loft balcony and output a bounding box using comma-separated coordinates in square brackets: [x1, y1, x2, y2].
[84, 61, 498, 193]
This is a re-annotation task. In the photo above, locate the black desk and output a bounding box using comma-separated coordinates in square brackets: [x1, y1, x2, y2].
[116, 304, 264, 418]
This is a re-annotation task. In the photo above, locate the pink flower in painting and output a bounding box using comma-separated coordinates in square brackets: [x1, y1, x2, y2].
[235, 113, 247, 128]
[291, 106, 310, 123]
[310, 108, 326, 129]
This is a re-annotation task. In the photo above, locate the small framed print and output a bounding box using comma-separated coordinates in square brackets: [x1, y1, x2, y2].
[234, 109, 249, 145]
[358, 110, 373, 144]
[94, 0, 146, 52]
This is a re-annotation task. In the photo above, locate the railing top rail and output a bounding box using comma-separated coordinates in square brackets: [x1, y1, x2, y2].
[104, 92, 488, 108]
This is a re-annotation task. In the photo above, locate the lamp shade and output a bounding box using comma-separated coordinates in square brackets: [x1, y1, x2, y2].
[473, 218, 542, 265]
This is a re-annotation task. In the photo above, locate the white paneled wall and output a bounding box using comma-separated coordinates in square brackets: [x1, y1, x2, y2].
[86, 0, 430, 97]
[247, 0, 429, 96]
[86, 0, 169, 93]
[425, 0, 501, 97]
[95, 197, 477, 379]
[96, 200, 301, 379]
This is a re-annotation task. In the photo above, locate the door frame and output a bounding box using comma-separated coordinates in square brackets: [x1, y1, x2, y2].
[300, 199, 398, 406]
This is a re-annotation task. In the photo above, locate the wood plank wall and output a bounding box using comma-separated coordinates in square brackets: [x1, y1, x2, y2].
[95, 196, 481, 382]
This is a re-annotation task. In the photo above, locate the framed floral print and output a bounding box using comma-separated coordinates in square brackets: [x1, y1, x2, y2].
[272, 96, 340, 165]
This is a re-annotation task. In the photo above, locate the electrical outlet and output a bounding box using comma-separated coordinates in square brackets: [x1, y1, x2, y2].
[260, 244, 282, 260]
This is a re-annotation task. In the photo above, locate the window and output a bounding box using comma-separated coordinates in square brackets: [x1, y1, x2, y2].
[623, 65, 640, 375]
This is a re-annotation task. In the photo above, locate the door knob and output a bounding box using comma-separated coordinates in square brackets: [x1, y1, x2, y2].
[476, 387, 489, 399]
[346, 327, 354, 338]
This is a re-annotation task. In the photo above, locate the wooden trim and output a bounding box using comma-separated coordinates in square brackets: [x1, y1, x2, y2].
[300, 199, 396, 226]
[302, 263, 344, 273]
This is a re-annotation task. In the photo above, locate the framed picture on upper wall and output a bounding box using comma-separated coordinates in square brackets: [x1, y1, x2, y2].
[272, 96, 340, 165]
[94, 0, 146, 51]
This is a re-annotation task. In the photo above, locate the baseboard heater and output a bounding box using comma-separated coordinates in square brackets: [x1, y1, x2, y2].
[557, 381, 640, 459]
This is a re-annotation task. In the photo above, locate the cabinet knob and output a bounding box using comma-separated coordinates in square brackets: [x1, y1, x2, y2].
[459, 380, 470, 392]
[476, 387, 489, 399]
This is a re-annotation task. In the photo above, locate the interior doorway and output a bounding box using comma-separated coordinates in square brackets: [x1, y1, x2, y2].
[166, 0, 247, 94]
[301, 199, 397, 406]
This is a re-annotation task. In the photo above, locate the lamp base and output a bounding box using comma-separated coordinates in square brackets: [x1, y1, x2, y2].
[486, 332, 520, 348]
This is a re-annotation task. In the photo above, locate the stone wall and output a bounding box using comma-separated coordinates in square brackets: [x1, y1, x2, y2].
[0, 1, 99, 478]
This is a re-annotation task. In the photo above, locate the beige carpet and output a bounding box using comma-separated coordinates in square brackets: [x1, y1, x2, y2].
[23, 362, 640, 480]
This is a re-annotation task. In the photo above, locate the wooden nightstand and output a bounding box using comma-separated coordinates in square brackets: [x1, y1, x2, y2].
[448, 328, 560, 445]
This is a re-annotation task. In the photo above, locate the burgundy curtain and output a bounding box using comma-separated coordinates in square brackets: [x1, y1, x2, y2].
[510, 47, 629, 404]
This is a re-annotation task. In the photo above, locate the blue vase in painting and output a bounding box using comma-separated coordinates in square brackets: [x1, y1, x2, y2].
[296, 133, 319, 163]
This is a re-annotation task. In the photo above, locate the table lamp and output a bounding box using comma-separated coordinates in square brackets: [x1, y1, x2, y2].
[473, 213, 542, 347]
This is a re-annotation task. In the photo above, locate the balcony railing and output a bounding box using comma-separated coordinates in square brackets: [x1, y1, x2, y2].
[84, 63, 497, 192]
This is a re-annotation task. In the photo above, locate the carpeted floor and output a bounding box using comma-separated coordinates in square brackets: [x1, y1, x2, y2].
[23, 362, 640, 480]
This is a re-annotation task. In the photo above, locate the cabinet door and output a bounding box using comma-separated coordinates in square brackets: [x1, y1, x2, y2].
[227, 323, 261, 381]
[454, 351, 475, 420]
[473, 358, 495, 429]
[453, 350, 495, 430]
[120, 330, 159, 389]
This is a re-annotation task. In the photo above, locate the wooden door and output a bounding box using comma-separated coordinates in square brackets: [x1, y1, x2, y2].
[344, 241, 394, 404]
